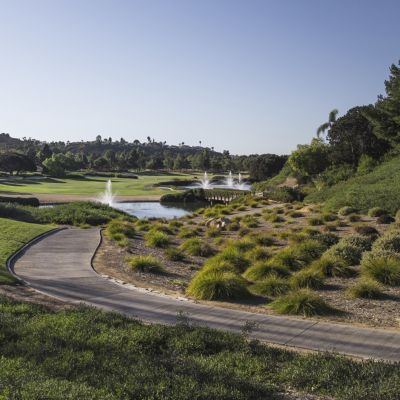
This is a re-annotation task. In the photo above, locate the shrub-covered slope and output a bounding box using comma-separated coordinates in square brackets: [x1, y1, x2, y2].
[306, 155, 400, 213]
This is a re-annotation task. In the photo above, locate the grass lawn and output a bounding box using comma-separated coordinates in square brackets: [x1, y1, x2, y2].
[0, 173, 197, 197]
[0, 218, 54, 284]
[0, 296, 399, 399]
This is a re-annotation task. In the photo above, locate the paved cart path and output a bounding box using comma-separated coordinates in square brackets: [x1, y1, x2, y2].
[11, 228, 400, 362]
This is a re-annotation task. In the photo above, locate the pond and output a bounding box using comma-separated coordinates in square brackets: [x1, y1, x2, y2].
[114, 201, 201, 219]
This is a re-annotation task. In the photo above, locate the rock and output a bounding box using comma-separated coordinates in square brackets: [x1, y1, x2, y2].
[205, 217, 231, 229]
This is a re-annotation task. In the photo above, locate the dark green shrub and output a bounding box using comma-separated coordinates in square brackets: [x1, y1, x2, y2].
[377, 214, 395, 224]
[325, 243, 362, 266]
[340, 234, 373, 252]
[308, 217, 323, 226]
[348, 214, 361, 222]
[0, 201, 125, 226]
[322, 213, 337, 222]
[368, 207, 388, 217]
[0, 196, 39, 207]
[270, 289, 334, 316]
[354, 225, 379, 237]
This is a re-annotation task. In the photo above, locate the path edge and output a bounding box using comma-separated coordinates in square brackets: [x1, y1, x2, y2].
[6, 227, 67, 281]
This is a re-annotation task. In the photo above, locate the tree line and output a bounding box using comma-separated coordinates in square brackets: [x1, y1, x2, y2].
[0, 133, 287, 181]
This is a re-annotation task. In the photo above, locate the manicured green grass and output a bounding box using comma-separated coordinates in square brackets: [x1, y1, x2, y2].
[0, 173, 194, 197]
[0, 296, 399, 399]
[0, 218, 54, 284]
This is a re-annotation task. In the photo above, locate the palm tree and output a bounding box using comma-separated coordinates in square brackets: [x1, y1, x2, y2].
[317, 109, 338, 138]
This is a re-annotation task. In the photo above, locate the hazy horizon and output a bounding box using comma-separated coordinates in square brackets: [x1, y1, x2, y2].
[1, 0, 400, 155]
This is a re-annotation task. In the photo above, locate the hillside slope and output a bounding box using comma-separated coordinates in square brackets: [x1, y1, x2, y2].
[305, 155, 400, 213]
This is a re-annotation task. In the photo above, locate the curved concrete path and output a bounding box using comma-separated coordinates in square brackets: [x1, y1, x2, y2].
[11, 228, 400, 362]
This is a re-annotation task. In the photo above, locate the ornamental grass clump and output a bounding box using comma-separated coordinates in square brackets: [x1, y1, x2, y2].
[354, 225, 379, 238]
[338, 206, 357, 216]
[129, 255, 163, 273]
[180, 238, 214, 257]
[377, 214, 395, 224]
[251, 275, 290, 297]
[368, 207, 388, 217]
[243, 260, 290, 281]
[186, 270, 250, 300]
[346, 279, 383, 299]
[360, 253, 400, 286]
[145, 230, 170, 248]
[270, 289, 334, 316]
[372, 230, 400, 254]
[105, 219, 136, 240]
[164, 247, 186, 261]
[289, 268, 324, 290]
[310, 255, 354, 277]
[245, 246, 270, 262]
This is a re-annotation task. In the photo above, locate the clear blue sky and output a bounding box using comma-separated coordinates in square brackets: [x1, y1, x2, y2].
[1, 0, 399, 154]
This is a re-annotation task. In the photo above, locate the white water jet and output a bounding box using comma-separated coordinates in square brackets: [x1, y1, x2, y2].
[226, 171, 234, 187]
[238, 172, 242, 184]
[200, 172, 211, 189]
[99, 179, 115, 206]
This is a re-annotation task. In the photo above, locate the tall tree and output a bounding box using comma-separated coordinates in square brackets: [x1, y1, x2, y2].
[317, 109, 339, 138]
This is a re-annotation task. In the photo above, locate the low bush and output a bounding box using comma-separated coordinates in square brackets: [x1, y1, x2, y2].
[245, 246, 270, 262]
[186, 271, 250, 300]
[322, 213, 338, 222]
[377, 214, 395, 224]
[340, 234, 373, 252]
[368, 207, 388, 217]
[338, 206, 357, 216]
[164, 248, 186, 261]
[105, 219, 136, 241]
[289, 269, 324, 289]
[354, 225, 379, 237]
[249, 233, 275, 246]
[178, 227, 200, 238]
[243, 261, 290, 281]
[361, 253, 400, 286]
[129, 255, 163, 273]
[346, 279, 383, 299]
[0, 201, 126, 226]
[206, 226, 221, 238]
[372, 230, 400, 254]
[270, 289, 334, 316]
[226, 239, 256, 253]
[241, 215, 259, 228]
[324, 242, 363, 266]
[310, 256, 354, 277]
[145, 230, 170, 248]
[180, 238, 214, 257]
[227, 222, 240, 231]
[211, 247, 251, 272]
[348, 213, 361, 222]
[0, 196, 39, 207]
[308, 217, 323, 226]
[251, 275, 290, 297]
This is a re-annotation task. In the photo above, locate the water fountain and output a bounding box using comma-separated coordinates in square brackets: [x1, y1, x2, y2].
[238, 172, 242, 184]
[99, 179, 115, 206]
[226, 171, 234, 187]
[200, 172, 211, 189]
